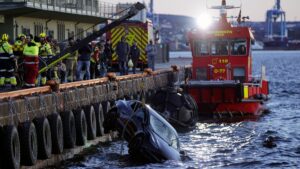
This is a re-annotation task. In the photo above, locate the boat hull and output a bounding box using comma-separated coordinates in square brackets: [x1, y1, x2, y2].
[182, 80, 268, 119]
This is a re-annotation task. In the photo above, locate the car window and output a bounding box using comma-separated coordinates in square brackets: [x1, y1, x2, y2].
[150, 114, 179, 149]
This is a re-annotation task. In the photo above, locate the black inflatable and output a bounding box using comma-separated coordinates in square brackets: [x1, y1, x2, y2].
[150, 87, 198, 131]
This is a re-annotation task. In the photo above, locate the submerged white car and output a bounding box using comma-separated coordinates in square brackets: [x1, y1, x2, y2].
[103, 100, 184, 162]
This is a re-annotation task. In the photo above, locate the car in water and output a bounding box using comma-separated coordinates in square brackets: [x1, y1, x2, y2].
[103, 100, 183, 163]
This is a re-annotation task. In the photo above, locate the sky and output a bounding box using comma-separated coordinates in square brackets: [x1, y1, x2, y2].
[107, 0, 300, 21]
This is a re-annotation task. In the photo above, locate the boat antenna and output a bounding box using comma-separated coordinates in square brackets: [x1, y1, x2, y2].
[207, 0, 241, 23]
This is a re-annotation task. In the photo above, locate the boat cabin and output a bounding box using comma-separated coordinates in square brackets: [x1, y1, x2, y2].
[188, 26, 255, 83]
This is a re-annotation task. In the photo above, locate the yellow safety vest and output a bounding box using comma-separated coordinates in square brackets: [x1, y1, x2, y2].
[39, 43, 53, 57]
[0, 41, 14, 59]
[13, 40, 25, 54]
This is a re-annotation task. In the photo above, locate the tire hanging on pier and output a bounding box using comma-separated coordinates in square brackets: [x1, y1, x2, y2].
[102, 101, 111, 115]
[0, 125, 20, 169]
[34, 117, 52, 159]
[93, 103, 105, 136]
[48, 113, 64, 154]
[84, 105, 97, 140]
[18, 121, 38, 166]
[61, 110, 76, 149]
[74, 108, 87, 146]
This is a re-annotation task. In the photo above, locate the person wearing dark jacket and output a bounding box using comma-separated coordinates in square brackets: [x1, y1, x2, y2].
[104, 39, 113, 69]
[76, 43, 92, 80]
[129, 41, 140, 74]
[116, 36, 130, 75]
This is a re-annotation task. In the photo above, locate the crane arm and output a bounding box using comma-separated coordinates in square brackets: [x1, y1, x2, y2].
[39, 2, 145, 74]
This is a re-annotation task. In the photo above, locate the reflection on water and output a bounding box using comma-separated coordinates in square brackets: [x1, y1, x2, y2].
[57, 51, 300, 169]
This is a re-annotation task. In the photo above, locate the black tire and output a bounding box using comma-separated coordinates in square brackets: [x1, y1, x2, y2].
[93, 103, 105, 136]
[18, 121, 38, 166]
[61, 111, 76, 149]
[48, 113, 64, 154]
[1, 125, 20, 169]
[34, 117, 52, 159]
[84, 105, 97, 140]
[74, 108, 87, 146]
[102, 101, 111, 115]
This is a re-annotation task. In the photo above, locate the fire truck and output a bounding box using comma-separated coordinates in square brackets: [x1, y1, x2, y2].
[106, 20, 155, 71]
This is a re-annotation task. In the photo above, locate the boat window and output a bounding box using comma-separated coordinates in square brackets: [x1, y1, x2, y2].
[211, 40, 229, 56]
[231, 39, 247, 55]
[193, 41, 209, 56]
[150, 114, 179, 150]
[233, 67, 246, 82]
[196, 68, 207, 80]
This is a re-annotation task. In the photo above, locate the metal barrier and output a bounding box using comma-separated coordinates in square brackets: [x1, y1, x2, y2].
[0, 0, 120, 19]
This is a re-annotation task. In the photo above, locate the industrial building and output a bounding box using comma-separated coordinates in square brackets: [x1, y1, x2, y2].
[0, 0, 119, 41]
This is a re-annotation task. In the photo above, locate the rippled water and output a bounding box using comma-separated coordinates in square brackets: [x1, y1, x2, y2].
[56, 51, 300, 169]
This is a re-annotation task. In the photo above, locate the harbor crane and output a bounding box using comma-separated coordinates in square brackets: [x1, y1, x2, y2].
[265, 0, 287, 41]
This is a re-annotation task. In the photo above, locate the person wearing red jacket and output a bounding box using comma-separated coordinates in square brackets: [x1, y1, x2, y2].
[90, 46, 100, 79]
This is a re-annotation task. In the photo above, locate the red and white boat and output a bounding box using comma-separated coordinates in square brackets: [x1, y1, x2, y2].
[183, 0, 269, 119]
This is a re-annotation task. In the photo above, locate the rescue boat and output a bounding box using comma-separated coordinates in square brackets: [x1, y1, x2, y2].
[182, 0, 269, 118]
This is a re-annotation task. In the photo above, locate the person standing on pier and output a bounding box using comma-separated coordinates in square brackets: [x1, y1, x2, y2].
[104, 39, 114, 70]
[146, 40, 156, 71]
[77, 42, 92, 80]
[13, 34, 26, 84]
[129, 41, 140, 74]
[99, 45, 108, 77]
[90, 46, 100, 79]
[39, 32, 53, 85]
[116, 36, 130, 75]
[66, 37, 78, 82]
[0, 34, 17, 88]
[23, 34, 39, 88]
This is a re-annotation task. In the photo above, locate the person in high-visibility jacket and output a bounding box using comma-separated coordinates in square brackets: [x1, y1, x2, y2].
[13, 34, 26, 57]
[0, 34, 17, 87]
[90, 46, 100, 79]
[39, 32, 53, 85]
[13, 34, 26, 84]
[23, 34, 39, 88]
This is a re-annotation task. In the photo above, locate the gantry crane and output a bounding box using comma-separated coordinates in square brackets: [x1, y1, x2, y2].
[265, 0, 287, 42]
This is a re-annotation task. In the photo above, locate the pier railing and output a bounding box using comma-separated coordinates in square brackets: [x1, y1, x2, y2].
[0, 0, 121, 19]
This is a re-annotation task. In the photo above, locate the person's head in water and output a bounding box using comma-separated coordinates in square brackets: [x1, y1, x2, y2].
[263, 136, 276, 148]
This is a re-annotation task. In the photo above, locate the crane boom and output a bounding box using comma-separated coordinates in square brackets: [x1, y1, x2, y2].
[39, 2, 145, 74]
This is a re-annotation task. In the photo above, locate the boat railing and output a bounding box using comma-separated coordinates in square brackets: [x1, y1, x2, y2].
[0, 0, 120, 19]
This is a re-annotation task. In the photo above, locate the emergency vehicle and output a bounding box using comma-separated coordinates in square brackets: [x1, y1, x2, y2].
[106, 20, 155, 70]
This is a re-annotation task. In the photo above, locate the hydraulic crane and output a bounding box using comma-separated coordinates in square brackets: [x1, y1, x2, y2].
[39, 2, 145, 74]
